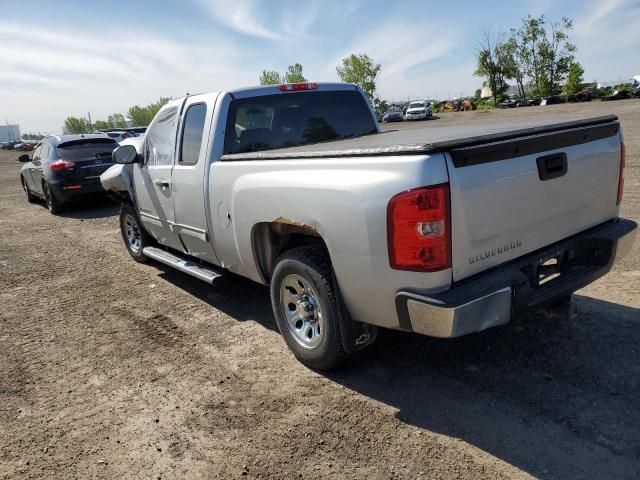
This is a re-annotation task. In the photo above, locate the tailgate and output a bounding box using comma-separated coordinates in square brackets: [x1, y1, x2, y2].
[447, 118, 622, 281]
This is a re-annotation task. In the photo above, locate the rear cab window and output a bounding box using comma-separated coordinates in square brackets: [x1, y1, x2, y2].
[56, 138, 118, 161]
[179, 103, 207, 165]
[224, 90, 377, 154]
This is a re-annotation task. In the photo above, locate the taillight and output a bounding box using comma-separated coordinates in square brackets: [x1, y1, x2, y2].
[278, 82, 318, 92]
[387, 183, 451, 271]
[617, 142, 625, 206]
[50, 160, 74, 172]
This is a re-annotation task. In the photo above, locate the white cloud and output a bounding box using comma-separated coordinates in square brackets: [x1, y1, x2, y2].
[330, 21, 462, 99]
[191, 0, 283, 40]
[574, 0, 640, 82]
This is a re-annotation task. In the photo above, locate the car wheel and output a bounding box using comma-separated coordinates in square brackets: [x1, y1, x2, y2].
[21, 176, 37, 203]
[270, 246, 349, 370]
[42, 181, 63, 214]
[120, 203, 153, 263]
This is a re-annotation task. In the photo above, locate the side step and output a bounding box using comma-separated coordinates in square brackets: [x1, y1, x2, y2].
[142, 247, 222, 284]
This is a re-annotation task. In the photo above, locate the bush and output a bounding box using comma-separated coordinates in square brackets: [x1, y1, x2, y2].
[476, 100, 494, 110]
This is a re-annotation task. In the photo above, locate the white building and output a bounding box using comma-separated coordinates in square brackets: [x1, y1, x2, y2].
[0, 124, 20, 142]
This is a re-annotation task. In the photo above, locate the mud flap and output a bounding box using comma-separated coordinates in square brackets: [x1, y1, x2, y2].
[333, 274, 377, 354]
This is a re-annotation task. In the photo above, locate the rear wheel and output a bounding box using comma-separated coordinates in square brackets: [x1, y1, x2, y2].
[119, 203, 152, 262]
[270, 246, 348, 370]
[21, 176, 37, 203]
[42, 181, 63, 214]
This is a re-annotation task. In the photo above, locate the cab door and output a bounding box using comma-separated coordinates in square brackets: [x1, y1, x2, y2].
[24, 144, 42, 192]
[31, 142, 49, 193]
[171, 93, 220, 264]
[133, 100, 184, 251]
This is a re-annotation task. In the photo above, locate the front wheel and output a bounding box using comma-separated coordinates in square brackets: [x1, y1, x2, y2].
[270, 246, 348, 370]
[119, 203, 153, 262]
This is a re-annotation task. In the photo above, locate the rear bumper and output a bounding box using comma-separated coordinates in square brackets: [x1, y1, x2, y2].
[49, 179, 106, 203]
[395, 218, 637, 338]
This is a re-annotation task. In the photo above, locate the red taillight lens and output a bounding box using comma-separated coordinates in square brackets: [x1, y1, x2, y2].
[617, 142, 625, 206]
[278, 82, 318, 92]
[387, 184, 451, 271]
[50, 160, 74, 172]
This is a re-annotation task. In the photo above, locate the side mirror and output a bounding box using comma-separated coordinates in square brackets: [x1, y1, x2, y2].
[113, 144, 139, 164]
[18, 154, 30, 163]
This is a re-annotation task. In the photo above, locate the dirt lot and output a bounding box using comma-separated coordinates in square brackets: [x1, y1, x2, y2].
[1, 100, 639, 480]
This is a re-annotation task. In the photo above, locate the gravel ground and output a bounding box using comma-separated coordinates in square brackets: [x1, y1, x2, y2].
[1, 100, 639, 480]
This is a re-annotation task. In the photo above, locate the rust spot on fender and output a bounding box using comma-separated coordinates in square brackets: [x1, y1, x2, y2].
[273, 217, 317, 232]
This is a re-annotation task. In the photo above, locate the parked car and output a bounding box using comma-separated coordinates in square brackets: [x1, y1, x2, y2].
[404, 101, 432, 120]
[101, 82, 636, 370]
[540, 95, 566, 105]
[569, 90, 593, 102]
[102, 130, 133, 143]
[382, 108, 403, 122]
[498, 98, 517, 108]
[16, 142, 36, 151]
[1, 141, 19, 150]
[603, 90, 631, 101]
[19, 134, 118, 214]
[374, 109, 383, 122]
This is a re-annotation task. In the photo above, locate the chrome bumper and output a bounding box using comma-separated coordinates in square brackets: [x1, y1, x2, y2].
[396, 218, 637, 338]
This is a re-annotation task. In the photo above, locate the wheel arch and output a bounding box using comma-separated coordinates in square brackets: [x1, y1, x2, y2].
[251, 219, 329, 284]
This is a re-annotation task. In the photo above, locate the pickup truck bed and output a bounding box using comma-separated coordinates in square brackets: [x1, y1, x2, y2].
[222, 115, 618, 162]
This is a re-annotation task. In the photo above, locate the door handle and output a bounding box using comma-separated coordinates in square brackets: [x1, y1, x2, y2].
[154, 180, 171, 188]
[536, 153, 567, 181]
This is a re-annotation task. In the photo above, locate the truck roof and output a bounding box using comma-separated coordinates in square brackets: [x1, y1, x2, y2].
[221, 115, 619, 167]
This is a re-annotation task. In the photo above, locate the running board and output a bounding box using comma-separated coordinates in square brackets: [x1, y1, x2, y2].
[142, 247, 222, 284]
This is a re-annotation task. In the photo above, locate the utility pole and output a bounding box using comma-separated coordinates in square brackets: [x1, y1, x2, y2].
[87, 112, 92, 132]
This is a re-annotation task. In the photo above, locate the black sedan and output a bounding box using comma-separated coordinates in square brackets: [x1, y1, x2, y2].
[382, 109, 403, 122]
[19, 134, 118, 214]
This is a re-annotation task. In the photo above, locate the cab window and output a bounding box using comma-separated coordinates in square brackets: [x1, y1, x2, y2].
[179, 103, 207, 166]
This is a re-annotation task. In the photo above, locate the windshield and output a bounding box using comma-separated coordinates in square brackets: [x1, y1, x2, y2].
[224, 90, 377, 154]
[409, 102, 425, 109]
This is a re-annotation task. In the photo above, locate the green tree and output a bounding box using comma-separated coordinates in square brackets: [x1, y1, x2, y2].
[284, 63, 306, 83]
[474, 88, 482, 98]
[563, 62, 584, 94]
[93, 120, 110, 130]
[336, 53, 381, 100]
[64, 116, 91, 134]
[516, 15, 576, 97]
[127, 97, 170, 126]
[374, 98, 389, 113]
[108, 113, 127, 128]
[474, 31, 509, 104]
[259, 70, 282, 85]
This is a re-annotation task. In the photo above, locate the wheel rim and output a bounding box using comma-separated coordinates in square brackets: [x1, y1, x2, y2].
[123, 214, 142, 253]
[279, 273, 324, 349]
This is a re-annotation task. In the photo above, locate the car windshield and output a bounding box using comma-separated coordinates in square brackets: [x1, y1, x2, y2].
[224, 90, 377, 154]
[409, 102, 424, 108]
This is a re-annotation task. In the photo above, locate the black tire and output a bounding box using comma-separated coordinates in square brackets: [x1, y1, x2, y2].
[270, 246, 348, 370]
[42, 181, 63, 214]
[119, 203, 153, 263]
[21, 176, 37, 203]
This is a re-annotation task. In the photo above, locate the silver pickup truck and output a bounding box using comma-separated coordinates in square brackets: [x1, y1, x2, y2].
[101, 82, 636, 370]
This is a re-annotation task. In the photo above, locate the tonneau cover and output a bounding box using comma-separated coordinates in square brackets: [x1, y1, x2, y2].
[221, 115, 618, 161]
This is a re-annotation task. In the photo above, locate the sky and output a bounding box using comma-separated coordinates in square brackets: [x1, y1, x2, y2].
[1, 0, 639, 133]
